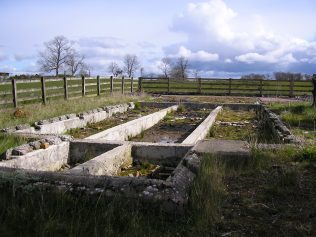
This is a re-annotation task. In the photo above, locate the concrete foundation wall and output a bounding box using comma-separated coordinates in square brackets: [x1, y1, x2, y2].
[86, 105, 178, 141]
[182, 106, 223, 144]
[1, 103, 133, 135]
[258, 106, 297, 143]
[36, 118, 86, 134]
[131, 142, 192, 166]
[0, 142, 69, 171]
[69, 139, 123, 164]
[68, 144, 132, 176]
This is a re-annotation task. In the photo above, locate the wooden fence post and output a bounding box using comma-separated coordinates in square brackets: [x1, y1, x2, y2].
[198, 78, 202, 94]
[121, 76, 125, 94]
[228, 78, 232, 96]
[138, 77, 143, 92]
[11, 78, 17, 108]
[312, 74, 316, 108]
[110, 76, 113, 94]
[97, 75, 100, 96]
[289, 76, 294, 98]
[259, 79, 263, 97]
[40, 77, 47, 104]
[63, 76, 68, 100]
[168, 77, 170, 93]
[81, 75, 86, 96]
[131, 77, 134, 93]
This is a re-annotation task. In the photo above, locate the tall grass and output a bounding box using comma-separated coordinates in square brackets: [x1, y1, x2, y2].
[189, 155, 226, 232]
[0, 134, 27, 154]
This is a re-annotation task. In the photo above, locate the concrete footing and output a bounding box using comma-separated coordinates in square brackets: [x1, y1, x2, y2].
[182, 106, 222, 144]
[86, 105, 178, 140]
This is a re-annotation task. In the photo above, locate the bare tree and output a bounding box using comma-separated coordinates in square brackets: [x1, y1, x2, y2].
[123, 54, 140, 77]
[108, 61, 123, 77]
[158, 57, 172, 78]
[241, 74, 267, 80]
[170, 56, 189, 80]
[66, 49, 85, 76]
[38, 36, 71, 76]
[79, 63, 91, 77]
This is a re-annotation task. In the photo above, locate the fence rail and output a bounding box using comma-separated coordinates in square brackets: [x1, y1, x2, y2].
[0, 76, 138, 108]
[141, 77, 313, 98]
[0, 76, 314, 108]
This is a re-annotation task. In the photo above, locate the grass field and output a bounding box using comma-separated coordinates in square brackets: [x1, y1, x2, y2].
[0, 147, 315, 236]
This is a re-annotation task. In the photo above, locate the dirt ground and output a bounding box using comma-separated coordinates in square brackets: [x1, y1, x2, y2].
[214, 161, 316, 236]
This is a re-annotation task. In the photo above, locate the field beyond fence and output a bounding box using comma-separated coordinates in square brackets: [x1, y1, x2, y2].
[0, 76, 313, 108]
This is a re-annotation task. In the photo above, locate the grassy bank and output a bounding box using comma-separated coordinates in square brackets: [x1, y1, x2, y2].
[1, 146, 315, 236]
[268, 102, 316, 143]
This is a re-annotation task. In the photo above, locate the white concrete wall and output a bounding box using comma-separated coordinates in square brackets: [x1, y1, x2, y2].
[86, 105, 178, 141]
[182, 106, 222, 144]
[0, 142, 69, 171]
[68, 144, 132, 176]
[33, 103, 131, 135]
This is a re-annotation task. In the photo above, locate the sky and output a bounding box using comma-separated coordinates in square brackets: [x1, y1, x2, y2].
[1, 0, 316, 77]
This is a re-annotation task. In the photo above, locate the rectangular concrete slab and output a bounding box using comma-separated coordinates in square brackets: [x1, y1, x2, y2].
[68, 144, 132, 176]
[192, 139, 250, 162]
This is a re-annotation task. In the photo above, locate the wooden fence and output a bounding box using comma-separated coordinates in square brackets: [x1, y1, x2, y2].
[0, 76, 314, 108]
[140, 77, 313, 97]
[0, 76, 139, 108]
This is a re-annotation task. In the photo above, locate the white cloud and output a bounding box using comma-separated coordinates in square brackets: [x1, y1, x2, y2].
[169, 46, 219, 62]
[170, 0, 316, 73]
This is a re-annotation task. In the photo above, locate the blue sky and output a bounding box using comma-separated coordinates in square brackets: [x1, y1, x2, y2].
[1, 0, 316, 77]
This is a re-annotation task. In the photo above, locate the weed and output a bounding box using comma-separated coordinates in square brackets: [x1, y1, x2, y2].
[177, 104, 186, 113]
[133, 101, 141, 110]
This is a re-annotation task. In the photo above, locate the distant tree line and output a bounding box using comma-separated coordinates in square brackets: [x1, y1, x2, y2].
[241, 72, 313, 81]
[35, 36, 314, 80]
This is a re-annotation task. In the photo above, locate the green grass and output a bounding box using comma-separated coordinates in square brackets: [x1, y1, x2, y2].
[0, 134, 28, 155]
[268, 102, 316, 143]
[208, 109, 276, 143]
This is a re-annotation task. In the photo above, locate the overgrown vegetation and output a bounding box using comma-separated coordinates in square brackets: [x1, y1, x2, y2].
[208, 109, 276, 143]
[0, 145, 315, 236]
[268, 102, 316, 143]
[268, 102, 316, 128]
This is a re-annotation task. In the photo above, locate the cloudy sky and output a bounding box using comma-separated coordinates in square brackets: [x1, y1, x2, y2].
[1, 0, 316, 77]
